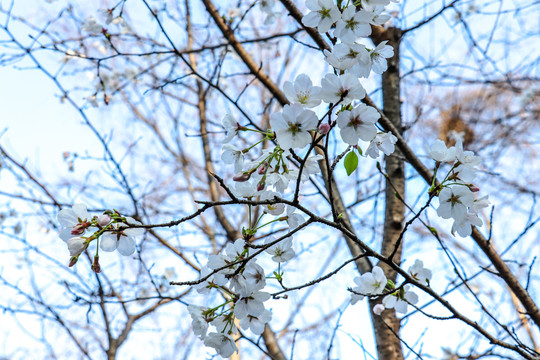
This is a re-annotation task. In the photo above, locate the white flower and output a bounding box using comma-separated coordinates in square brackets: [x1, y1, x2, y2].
[67, 237, 86, 257]
[437, 186, 475, 222]
[369, 41, 394, 74]
[363, 4, 392, 26]
[221, 144, 244, 173]
[82, 17, 102, 34]
[187, 305, 209, 339]
[366, 132, 398, 158]
[336, 104, 379, 145]
[356, 266, 387, 295]
[266, 172, 290, 193]
[428, 140, 456, 162]
[302, 0, 341, 33]
[451, 211, 483, 237]
[283, 74, 322, 108]
[299, 154, 323, 181]
[260, 191, 285, 216]
[203, 332, 238, 358]
[454, 139, 481, 183]
[222, 114, 242, 143]
[382, 285, 418, 314]
[320, 73, 366, 105]
[334, 7, 372, 43]
[408, 260, 432, 286]
[100, 217, 144, 256]
[234, 291, 270, 319]
[270, 104, 318, 150]
[239, 309, 272, 335]
[233, 262, 267, 297]
[57, 203, 91, 241]
[286, 206, 305, 230]
[324, 43, 371, 78]
[471, 195, 490, 213]
[232, 181, 259, 198]
[265, 237, 295, 263]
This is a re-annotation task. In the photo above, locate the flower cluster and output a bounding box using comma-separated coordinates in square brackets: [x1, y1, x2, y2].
[428, 139, 489, 237]
[351, 261, 432, 314]
[188, 238, 296, 357]
[57, 203, 144, 270]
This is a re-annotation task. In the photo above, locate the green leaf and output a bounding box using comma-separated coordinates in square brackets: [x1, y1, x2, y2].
[344, 151, 358, 176]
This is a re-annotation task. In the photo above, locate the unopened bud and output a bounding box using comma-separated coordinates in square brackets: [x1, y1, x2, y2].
[97, 214, 111, 227]
[233, 172, 250, 182]
[257, 182, 265, 191]
[68, 256, 78, 267]
[318, 123, 330, 135]
[258, 163, 268, 175]
[71, 222, 88, 235]
[373, 304, 385, 315]
[91, 256, 101, 273]
[470, 185, 480, 192]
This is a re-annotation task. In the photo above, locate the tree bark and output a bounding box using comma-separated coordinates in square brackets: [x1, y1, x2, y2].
[369, 27, 406, 360]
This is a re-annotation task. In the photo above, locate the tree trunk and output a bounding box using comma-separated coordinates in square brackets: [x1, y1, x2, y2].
[369, 26, 406, 360]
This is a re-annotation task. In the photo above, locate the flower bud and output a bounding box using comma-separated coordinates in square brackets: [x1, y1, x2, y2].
[318, 123, 330, 135]
[68, 256, 78, 267]
[92, 256, 101, 273]
[373, 304, 385, 315]
[257, 182, 265, 191]
[97, 214, 111, 227]
[67, 237, 87, 257]
[71, 223, 86, 235]
[469, 185, 480, 192]
[258, 162, 268, 175]
[233, 172, 250, 182]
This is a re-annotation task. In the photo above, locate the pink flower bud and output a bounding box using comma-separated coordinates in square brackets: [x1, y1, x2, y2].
[258, 163, 268, 175]
[470, 185, 480, 192]
[68, 257, 78, 267]
[233, 173, 250, 182]
[98, 214, 111, 227]
[373, 304, 385, 315]
[257, 182, 265, 191]
[71, 223, 86, 235]
[318, 123, 330, 135]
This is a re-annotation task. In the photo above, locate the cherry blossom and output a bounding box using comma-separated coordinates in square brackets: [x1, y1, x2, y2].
[301, 0, 341, 34]
[203, 332, 238, 358]
[57, 203, 91, 241]
[437, 186, 475, 222]
[336, 104, 379, 145]
[366, 132, 398, 158]
[100, 217, 144, 256]
[428, 140, 456, 162]
[270, 104, 318, 150]
[222, 114, 242, 143]
[334, 7, 372, 43]
[187, 305, 209, 339]
[382, 285, 419, 314]
[265, 236, 295, 263]
[324, 42, 371, 78]
[320, 73, 366, 104]
[221, 144, 244, 173]
[408, 260, 432, 286]
[283, 74, 322, 108]
[239, 309, 272, 334]
[67, 237, 87, 257]
[368, 41, 394, 74]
